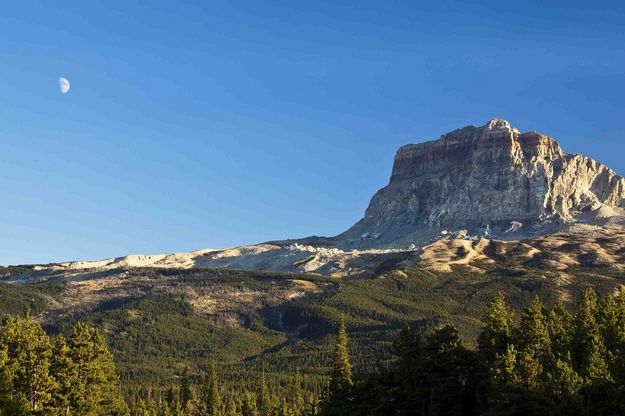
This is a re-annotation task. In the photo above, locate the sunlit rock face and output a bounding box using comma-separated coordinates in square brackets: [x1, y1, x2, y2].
[341, 118, 625, 246]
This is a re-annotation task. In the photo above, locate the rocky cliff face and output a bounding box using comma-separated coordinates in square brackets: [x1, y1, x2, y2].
[11, 118, 625, 278]
[341, 118, 625, 246]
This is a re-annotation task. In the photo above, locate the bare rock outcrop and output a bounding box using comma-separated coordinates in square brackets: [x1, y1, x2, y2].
[9, 118, 625, 278]
[341, 118, 625, 247]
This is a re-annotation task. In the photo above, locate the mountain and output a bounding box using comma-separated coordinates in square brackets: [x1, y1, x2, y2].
[22, 118, 625, 277]
[342, 118, 625, 247]
[3, 118, 625, 397]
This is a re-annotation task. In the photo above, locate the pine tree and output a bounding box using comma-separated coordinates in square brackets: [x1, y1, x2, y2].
[204, 361, 222, 416]
[1, 314, 57, 413]
[257, 364, 272, 416]
[68, 321, 130, 415]
[583, 332, 613, 384]
[320, 316, 354, 415]
[134, 399, 151, 416]
[598, 294, 619, 351]
[598, 285, 625, 383]
[0, 338, 24, 416]
[290, 368, 304, 416]
[241, 393, 258, 416]
[159, 400, 173, 416]
[547, 299, 573, 360]
[573, 288, 612, 385]
[608, 286, 625, 383]
[50, 334, 76, 416]
[517, 297, 551, 362]
[329, 316, 352, 393]
[179, 367, 195, 411]
[478, 292, 513, 364]
[391, 323, 421, 368]
[514, 350, 543, 390]
[491, 344, 518, 385]
[543, 353, 582, 402]
[421, 325, 476, 415]
[276, 398, 290, 416]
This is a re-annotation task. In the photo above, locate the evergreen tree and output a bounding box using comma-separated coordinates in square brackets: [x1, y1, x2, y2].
[422, 325, 477, 415]
[598, 293, 620, 351]
[304, 393, 320, 416]
[609, 286, 625, 383]
[277, 398, 290, 416]
[134, 399, 151, 416]
[241, 393, 258, 416]
[50, 334, 75, 416]
[491, 344, 518, 385]
[543, 353, 582, 403]
[478, 292, 513, 364]
[67, 321, 130, 416]
[546, 299, 573, 360]
[0, 338, 25, 416]
[573, 288, 612, 385]
[166, 384, 181, 411]
[513, 350, 543, 391]
[517, 297, 551, 362]
[256, 364, 272, 416]
[179, 367, 195, 411]
[159, 400, 173, 416]
[598, 285, 625, 382]
[204, 361, 222, 416]
[320, 316, 353, 415]
[391, 323, 421, 370]
[329, 316, 352, 393]
[1, 314, 57, 413]
[290, 368, 304, 416]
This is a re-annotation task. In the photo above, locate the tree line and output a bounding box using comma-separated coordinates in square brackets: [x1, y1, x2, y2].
[3, 286, 625, 415]
[0, 314, 317, 416]
[321, 287, 625, 415]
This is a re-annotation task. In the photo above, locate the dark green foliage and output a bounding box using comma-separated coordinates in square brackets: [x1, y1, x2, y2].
[0, 315, 128, 415]
[478, 292, 513, 365]
[323, 324, 478, 416]
[202, 361, 222, 416]
[256, 364, 272, 416]
[0, 282, 52, 317]
[329, 317, 352, 391]
[4, 262, 625, 415]
[547, 299, 573, 360]
[1, 314, 56, 414]
[6, 263, 625, 403]
[321, 317, 353, 415]
[67, 322, 130, 415]
[321, 287, 625, 415]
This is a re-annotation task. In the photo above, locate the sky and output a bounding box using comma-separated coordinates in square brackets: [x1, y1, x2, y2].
[1, 1, 624, 264]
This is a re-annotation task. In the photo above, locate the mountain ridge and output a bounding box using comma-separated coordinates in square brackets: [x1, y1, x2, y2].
[7, 118, 625, 277]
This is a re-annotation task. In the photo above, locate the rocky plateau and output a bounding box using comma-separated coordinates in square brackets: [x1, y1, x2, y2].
[6, 118, 625, 278]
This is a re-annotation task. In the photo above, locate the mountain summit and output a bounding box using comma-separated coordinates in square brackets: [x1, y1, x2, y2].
[341, 118, 625, 246]
[13, 118, 625, 277]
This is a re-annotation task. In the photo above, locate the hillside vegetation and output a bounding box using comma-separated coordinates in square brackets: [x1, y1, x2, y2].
[2, 257, 625, 404]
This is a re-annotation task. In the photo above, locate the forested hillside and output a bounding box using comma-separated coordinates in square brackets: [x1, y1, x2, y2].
[3, 286, 625, 415]
[2, 261, 625, 414]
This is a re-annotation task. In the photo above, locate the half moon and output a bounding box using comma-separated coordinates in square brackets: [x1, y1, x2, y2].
[59, 77, 70, 94]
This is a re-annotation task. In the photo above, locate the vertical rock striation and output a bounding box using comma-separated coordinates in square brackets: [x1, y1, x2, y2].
[341, 118, 625, 246]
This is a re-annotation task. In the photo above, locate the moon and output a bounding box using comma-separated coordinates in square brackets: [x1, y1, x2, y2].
[59, 77, 70, 94]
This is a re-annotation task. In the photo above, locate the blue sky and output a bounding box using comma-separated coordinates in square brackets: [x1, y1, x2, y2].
[1, 1, 624, 264]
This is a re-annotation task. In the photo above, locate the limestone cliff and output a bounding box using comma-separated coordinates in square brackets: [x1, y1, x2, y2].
[10, 118, 625, 277]
[341, 118, 625, 246]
